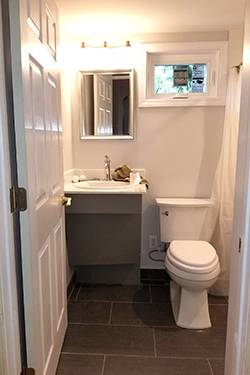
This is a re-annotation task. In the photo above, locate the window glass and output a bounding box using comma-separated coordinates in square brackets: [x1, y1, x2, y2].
[154, 64, 207, 94]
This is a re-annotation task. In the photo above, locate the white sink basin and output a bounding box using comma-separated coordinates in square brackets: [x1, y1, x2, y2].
[74, 180, 130, 190]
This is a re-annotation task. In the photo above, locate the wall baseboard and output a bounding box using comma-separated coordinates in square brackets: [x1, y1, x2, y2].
[140, 269, 170, 285]
[67, 272, 76, 299]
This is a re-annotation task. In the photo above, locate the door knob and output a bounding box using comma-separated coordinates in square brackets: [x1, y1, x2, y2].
[61, 194, 72, 206]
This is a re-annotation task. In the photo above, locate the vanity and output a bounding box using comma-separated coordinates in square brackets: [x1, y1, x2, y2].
[64, 66, 143, 284]
[64, 175, 146, 284]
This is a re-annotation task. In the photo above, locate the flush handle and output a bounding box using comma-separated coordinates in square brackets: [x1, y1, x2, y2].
[162, 211, 169, 216]
[61, 194, 72, 207]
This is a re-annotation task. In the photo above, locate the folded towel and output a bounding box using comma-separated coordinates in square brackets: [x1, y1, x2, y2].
[111, 163, 149, 189]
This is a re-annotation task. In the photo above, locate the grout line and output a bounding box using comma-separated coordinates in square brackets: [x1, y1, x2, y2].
[74, 299, 171, 305]
[153, 325, 227, 330]
[61, 351, 107, 356]
[75, 283, 82, 301]
[207, 359, 215, 375]
[101, 355, 106, 375]
[67, 322, 161, 327]
[149, 285, 152, 303]
[67, 321, 226, 330]
[60, 351, 225, 360]
[108, 302, 113, 325]
[61, 352, 224, 362]
[69, 297, 226, 306]
[67, 282, 77, 302]
[152, 327, 157, 357]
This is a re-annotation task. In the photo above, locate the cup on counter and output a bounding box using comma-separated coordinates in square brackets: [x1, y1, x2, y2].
[130, 172, 141, 187]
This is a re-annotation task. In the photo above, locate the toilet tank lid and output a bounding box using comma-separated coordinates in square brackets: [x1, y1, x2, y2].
[155, 198, 211, 207]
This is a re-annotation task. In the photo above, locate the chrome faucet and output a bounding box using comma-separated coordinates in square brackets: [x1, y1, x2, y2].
[104, 155, 111, 181]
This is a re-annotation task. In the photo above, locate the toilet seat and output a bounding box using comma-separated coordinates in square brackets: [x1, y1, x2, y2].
[167, 240, 219, 274]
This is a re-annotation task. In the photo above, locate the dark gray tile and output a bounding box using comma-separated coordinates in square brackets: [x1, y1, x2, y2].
[67, 276, 76, 299]
[56, 353, 104, 375]
[141, 269, 150, 279]
[68, 300, 111, 324]
[149, 269, 167, 280]
[69, 283, 81, 300]
[154, 327, 226, 358]
[111, 302, 175, 326]
[62, 324, 155, 356]
[141, 280, 166, 285]
[77, 285, 150, 302]
[209, 359, 225, 375]
[209, 305, 228, 329]
[208, 294, 228, 305]
[150, 285, 171, 304]
[103, 356, 213, 375]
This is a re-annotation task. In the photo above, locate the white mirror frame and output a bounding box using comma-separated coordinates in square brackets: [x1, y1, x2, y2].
[139, 41, 228, 107]
[79, 69, 135, 140]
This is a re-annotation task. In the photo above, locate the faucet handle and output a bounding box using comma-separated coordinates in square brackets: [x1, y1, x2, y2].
[104, 154, 111, 162]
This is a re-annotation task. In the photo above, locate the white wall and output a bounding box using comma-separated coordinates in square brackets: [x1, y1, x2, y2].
[62, 30, 243, 269]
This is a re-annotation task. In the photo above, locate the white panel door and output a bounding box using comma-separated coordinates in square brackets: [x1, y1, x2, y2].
[94, 74, 113, 135]
[15, 0, 67, 374]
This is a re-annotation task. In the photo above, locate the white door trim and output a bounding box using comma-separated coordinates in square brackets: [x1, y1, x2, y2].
[225, 0, 250, 374]
[0, 3, 21, 373]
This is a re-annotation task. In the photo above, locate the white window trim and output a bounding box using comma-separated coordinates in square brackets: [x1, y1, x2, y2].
[139, 41, 228, 107]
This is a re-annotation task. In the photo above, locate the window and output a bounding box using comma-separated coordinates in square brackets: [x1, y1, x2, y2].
[155, 64, 207, 94]
[139, 42, 228, 107]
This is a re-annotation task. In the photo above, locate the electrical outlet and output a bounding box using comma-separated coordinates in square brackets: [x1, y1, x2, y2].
[150, 235, 157, 249]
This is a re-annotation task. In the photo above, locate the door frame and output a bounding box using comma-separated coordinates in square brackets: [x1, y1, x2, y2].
[222, 1, 250, 374]
[1, 1, 250, 375]
[0, 2, 21, 373]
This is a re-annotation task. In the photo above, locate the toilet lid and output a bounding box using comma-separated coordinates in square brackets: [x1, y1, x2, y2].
[167, 240, 219, 274]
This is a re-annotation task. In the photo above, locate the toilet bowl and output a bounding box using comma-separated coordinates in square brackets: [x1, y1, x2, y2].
[156, 198, 220, 329]
[165, 240, 220, 329]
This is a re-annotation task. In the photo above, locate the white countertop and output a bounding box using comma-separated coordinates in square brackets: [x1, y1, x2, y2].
[64, 182, 147, 195]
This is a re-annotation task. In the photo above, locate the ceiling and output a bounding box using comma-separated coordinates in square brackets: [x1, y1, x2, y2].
[56, 0, 246, 36]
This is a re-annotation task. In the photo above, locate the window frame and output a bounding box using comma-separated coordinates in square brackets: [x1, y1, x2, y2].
[139, 41, 228, 107]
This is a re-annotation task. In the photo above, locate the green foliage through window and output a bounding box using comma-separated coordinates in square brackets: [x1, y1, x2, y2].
[154, 64, 207, 94]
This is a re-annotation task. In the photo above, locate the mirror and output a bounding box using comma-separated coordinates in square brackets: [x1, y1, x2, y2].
[79, 69, 134, 140]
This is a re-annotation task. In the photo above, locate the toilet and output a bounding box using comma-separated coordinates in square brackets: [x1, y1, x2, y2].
[156, 198, 220, 329]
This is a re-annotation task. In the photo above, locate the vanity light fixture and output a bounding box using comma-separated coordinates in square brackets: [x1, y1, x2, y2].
[80, 40, 131, 50]
[80, 40, 132, 67]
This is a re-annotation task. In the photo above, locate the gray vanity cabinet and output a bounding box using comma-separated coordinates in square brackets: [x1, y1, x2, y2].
[65, 194, 142, 284]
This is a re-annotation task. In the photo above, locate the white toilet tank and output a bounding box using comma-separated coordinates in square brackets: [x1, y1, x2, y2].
[156, 198, 213, 243]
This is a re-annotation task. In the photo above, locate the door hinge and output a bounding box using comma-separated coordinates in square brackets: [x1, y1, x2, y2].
[20, 368, 35, 375]
[239, 237, 242, 253]
[10, 187, 27, 213]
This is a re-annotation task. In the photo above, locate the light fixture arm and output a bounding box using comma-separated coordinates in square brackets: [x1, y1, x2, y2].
[80, 40, 131, 49]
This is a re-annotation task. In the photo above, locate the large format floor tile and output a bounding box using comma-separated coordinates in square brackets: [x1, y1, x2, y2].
[69, 283, 81, 300]
[56, 353, 104, 375]
[150, 285, 171, 304]
[209, 305, 228, 328]
[208, 295, 228, 305]
[110, 302, 175, 326]
[61, 282, 227, 375]
[62, 324, 155, 356]
[77, 285, 150, 302]
[68, 300, 111, 324]
[209, 359, 225, 375]
[154, 327, 226, 358]
[103, 356, 213, 375]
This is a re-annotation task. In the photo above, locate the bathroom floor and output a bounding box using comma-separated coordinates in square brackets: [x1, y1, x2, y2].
[56, 281, 227, 375]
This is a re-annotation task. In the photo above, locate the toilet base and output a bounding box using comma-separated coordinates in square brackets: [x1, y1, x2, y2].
[170, 281, 211, 329]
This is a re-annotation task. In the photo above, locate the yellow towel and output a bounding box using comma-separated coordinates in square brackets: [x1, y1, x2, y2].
[111, 163, 132, 180]
[111, 164, 149, 189]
